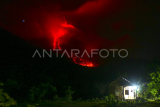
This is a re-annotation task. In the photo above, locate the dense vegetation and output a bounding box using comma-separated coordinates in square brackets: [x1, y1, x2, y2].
[138, 65, 160, 100]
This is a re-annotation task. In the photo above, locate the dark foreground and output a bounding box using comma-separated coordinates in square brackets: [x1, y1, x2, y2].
[9, 101, 160, 107]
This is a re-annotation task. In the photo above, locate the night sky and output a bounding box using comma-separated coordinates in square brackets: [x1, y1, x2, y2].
[0, 0, 160, 63]
[0, 0, 160, 68]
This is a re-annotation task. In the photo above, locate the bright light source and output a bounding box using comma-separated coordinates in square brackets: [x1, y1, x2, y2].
[133, 86, 137, 90]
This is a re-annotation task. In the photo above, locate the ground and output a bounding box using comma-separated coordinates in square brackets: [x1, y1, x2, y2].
[9, 101, 160, 107]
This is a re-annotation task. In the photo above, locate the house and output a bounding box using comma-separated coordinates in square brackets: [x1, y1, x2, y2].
[109, 77, 139, 101]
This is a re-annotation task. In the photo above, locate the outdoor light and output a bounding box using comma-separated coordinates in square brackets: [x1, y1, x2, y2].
[133, 86, 137, 90]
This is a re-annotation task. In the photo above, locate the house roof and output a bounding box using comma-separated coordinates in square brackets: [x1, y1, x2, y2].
[109, 77, 133, 86]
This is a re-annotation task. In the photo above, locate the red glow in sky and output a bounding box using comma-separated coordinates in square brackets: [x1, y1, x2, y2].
[0, 0, 139, 67]
[52, 18, 95, 67]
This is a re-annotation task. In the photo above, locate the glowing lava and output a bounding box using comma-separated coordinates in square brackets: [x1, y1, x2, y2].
[73, 56, 95, 67]
[52, 19, 95, 67]
[53, 19, 74, 49]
